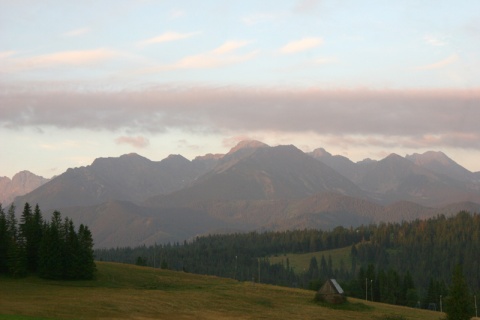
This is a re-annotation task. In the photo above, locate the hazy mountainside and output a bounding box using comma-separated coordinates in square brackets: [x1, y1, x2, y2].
[309, 148, 360, 182]
[351, 153, 479, 206]
[148, 141, 366, 206]
[7, 139, 480, 248]
[58, 200, 227, 248]
[13, 153, 218, 211]
[406, 150, 479, 183]
[310, 151, 480, 207]
[0, 171, 49, 205]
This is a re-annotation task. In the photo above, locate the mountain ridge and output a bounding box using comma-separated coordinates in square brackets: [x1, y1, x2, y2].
[5, 140, 480, 248]
[0, 171, 50, 205]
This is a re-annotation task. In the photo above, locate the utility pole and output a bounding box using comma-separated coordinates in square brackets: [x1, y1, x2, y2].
[153, 242, 156, 269]
[371, 279, 373, 302]
[475, 295, 478, 318]
[258, 259, 261, 283]
[234, 255, 237, 280]
[366, 278, 368, 301]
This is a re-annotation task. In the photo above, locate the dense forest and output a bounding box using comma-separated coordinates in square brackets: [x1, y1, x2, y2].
[0, 203, 96, 280]
[96, 211, 479, 310]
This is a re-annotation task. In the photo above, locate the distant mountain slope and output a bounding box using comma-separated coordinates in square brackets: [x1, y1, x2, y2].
[148, 141, 367, 206]
[0, 171, 50, 205]
[406, 151, 477, 183]
[58, 200, 227, 248]
[358, 153, 480, 206]
[311, 149, 480, 207]
[14, 153, 217, 211]
[309, 148, 359, 182]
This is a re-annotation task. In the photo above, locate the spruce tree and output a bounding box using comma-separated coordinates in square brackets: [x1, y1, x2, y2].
[19, 202, 40, 273]
[445, 265, 474, 320]
[63, 218, 80, 279]
[30, 204, 44, 272]
[77, 224, 96, 279]
[6, 204, 27, 277]
[0, 204, 9, 273]
[39, 211, 65, 279]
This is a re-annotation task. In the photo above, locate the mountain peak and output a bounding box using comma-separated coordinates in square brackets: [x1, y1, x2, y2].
[161, 154, 190, 165]
[229, 140, 269, 154]
[1, 170, 50, 205]
[406, 151, 452, 166]
[405, 150, 473, 181]
[384, 153, 403, 161]
[310, 148, 332, 158]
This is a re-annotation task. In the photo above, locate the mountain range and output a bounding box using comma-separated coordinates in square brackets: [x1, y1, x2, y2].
[0, 171, 50, 205]
[5, 140, 480, 248]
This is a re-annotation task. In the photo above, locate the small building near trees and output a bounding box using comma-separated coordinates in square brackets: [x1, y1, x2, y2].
[315, 279, 346, 304]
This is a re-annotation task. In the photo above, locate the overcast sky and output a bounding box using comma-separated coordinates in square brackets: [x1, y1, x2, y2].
[1, 0, 480, 179]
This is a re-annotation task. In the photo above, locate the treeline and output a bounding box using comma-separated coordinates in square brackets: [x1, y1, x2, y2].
[96, 226, 371, 287]
[0, 203, 95, 280]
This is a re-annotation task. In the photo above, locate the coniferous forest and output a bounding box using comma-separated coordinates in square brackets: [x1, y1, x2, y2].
[0, 203, 96, 280]
[96, 211, 479, 310]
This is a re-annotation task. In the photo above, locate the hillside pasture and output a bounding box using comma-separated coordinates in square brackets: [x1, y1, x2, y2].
[0, 261, 442, 320]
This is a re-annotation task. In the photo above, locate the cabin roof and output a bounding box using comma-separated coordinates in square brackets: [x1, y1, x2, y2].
[330, 279, 344, 294]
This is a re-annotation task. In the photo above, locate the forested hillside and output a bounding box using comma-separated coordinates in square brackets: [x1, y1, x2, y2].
[96, 211, 480, 310]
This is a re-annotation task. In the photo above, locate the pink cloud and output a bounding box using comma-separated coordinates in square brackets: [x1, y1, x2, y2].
[115, 136, 150, 148]
[415, 54, 459, 70]
[138, 40, 257, 72]
[63, 27, 91, 37]
[280, 37, 323, 54]
[137, 31, 201, 47]
[1, 49, 117, 73]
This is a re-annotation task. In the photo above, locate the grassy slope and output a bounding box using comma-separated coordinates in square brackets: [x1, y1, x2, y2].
[0, 261, 442, 320]
[269, 246, 352, 273]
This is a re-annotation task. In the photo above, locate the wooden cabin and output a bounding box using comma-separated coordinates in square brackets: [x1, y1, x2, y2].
[315, 279, 346, 304]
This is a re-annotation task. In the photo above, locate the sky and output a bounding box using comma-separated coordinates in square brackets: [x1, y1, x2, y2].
[1, 0, 480, 179]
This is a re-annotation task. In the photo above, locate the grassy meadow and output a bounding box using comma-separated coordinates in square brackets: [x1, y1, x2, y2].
[0, 261, 444, 320]
[269, 245, 352, 273]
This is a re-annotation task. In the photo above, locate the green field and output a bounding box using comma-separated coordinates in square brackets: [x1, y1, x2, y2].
[269, 245, 352, 273]
[0, 261, 444, 320]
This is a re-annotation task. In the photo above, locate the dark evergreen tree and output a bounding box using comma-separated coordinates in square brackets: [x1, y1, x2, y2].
[6, 204, 27, 277]
[445, 265, 474, 320]
[401, 271, 418, 307]
[0, 204, 8, 273]
[30, 204, 44, 272]
[77, 224, 96, 279]
[63, 218, 80, 279]
[39, 211, 65, 279]
[308, 256, 319, 280]
[320, 254, 328, 278]
[19, 202, 43, 273]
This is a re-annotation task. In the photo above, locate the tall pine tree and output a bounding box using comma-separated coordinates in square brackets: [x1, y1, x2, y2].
[0, 204, 9, 273]
[39, 211, 65, 279]
[6, 204, 27, 277]
[445, 265, 474, 320]
[77, 224, 96, 279]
